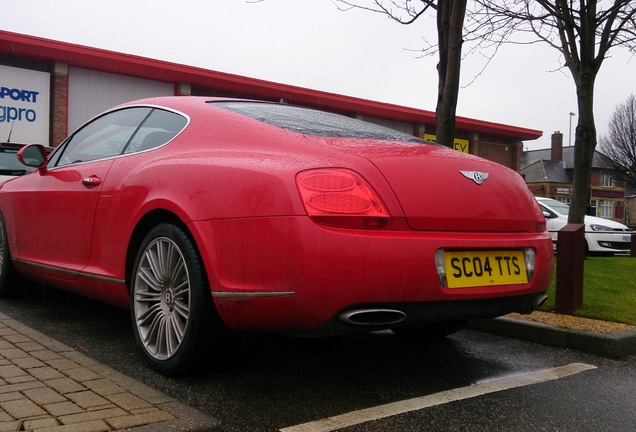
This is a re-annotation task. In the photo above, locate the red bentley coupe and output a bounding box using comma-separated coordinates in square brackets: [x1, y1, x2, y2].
[0, 97, 553, 374]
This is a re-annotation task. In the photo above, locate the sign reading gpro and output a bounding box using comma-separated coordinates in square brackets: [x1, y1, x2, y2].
[0, 65, 50, 145]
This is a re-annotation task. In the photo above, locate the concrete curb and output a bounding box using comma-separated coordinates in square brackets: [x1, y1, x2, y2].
[0, 313, 219, 431]
[468, 317, 636, 358]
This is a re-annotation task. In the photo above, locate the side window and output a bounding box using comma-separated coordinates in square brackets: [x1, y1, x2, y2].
[123, 109, 188, 154]
[539, 204, 554, 218]
[52, 107, 152, 167]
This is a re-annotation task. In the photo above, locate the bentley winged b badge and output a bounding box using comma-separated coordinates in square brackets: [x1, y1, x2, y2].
[460, 170, 489, 185]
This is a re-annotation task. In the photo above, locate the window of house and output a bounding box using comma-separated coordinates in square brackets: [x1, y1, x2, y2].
[599, 199, 613, 218]
[601, 172, 614, 188]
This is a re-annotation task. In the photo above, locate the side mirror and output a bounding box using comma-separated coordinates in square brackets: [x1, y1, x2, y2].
[542, 211, 553, 219]
[17, 144, 48, 174]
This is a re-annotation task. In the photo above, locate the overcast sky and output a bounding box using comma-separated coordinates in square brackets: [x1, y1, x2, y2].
[2, 0, 635, 150]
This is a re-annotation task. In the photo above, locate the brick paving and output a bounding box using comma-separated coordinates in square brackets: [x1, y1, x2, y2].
[0, 312, 217, 431]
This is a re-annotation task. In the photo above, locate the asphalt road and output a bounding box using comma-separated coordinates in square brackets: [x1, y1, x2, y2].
[1, 283, 635, 431]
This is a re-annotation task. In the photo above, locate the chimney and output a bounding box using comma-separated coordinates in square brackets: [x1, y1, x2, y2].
[551, 131, 563, 161]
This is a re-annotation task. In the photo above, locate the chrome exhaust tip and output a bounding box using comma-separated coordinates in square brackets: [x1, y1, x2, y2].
[339, 309, 406, 326]
[534, 294, 549, 309]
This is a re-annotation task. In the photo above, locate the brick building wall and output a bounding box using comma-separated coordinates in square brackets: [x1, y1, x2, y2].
[471, 137, 523, 172]
[50, 62, 68, 146]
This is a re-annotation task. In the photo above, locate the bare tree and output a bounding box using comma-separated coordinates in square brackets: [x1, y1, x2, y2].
[599, 94, 636, 186]
[472, 0, 636, 224]
[333, 1, 467, 148]
[436, 0, 468, 148]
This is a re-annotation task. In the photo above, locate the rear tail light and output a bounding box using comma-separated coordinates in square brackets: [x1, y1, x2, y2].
[296, 168, 390, 229]
[524, 247, 536, 281]
[533, 201, 547, 232]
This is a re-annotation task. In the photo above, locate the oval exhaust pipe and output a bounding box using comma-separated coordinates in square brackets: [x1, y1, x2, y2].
[534, 294, 548, 309]
[339, 308, 406, 326]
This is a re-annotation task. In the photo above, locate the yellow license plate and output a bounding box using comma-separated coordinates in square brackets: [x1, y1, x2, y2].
[444, 250, 527, 288]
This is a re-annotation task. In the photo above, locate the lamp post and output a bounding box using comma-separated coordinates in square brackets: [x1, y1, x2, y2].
[568, 112, 575, 146]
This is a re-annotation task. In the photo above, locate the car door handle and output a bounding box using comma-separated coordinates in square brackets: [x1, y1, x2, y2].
[82, 176, 102, 187]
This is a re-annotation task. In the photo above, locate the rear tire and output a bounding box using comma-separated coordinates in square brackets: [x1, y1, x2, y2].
[130, 223, 214, 375]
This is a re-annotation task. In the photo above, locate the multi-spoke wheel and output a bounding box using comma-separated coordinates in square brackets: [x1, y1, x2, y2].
[0, 212, 19, 297]
[131, 223, 213, 375]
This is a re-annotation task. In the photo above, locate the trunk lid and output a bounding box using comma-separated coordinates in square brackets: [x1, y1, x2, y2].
[319, 138, 539, 233]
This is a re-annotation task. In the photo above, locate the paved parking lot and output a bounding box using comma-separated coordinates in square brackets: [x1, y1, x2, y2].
[0, 312, 216, 431]
[1, 286, 635, 432]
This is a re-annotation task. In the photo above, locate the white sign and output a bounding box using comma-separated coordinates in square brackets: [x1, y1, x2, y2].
[556, 187, 572, 195]
[0, 65, 50, 145]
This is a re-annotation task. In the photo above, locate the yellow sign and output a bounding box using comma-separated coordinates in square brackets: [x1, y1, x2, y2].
[423, 134, 470, 153]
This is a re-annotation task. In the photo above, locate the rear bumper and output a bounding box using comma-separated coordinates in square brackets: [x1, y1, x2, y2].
[308, 292, 548, 336]
[190, 216, 554, 333]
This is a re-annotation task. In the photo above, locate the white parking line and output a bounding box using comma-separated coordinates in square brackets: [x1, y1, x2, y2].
[280, 363, 597, 432]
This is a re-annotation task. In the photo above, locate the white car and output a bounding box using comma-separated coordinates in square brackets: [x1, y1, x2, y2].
[536, 197, 632, 255]
[0, 143, 36, 183]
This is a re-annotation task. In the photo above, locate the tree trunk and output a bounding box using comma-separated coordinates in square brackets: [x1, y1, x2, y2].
[435, 0, 466, 148]
[569, 70, 597, 225]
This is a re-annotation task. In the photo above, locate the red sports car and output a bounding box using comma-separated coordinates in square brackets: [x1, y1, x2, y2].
[0, 97, 553, 375]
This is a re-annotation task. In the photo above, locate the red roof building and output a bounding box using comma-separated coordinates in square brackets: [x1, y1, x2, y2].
[0, 30, 542, 171]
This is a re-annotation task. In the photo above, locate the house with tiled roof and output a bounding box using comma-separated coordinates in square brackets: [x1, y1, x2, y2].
[521, 131, 627, 224]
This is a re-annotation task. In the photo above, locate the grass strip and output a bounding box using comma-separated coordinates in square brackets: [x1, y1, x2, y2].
[540, 255, 636, 325]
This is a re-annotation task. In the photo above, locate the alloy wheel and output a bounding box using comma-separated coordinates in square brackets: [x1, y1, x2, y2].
[133, 236, 191, 360]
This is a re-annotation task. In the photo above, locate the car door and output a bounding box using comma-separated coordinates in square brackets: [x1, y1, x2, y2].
[11, 107, 152, 279]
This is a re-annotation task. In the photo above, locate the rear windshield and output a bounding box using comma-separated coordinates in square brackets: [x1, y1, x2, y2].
[210, 101, 425, 142]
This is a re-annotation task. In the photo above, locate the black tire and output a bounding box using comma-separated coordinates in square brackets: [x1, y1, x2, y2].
[0, 212, 20, 297]
[392, 320, 467, 339]
[130, 223, 214, 375]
